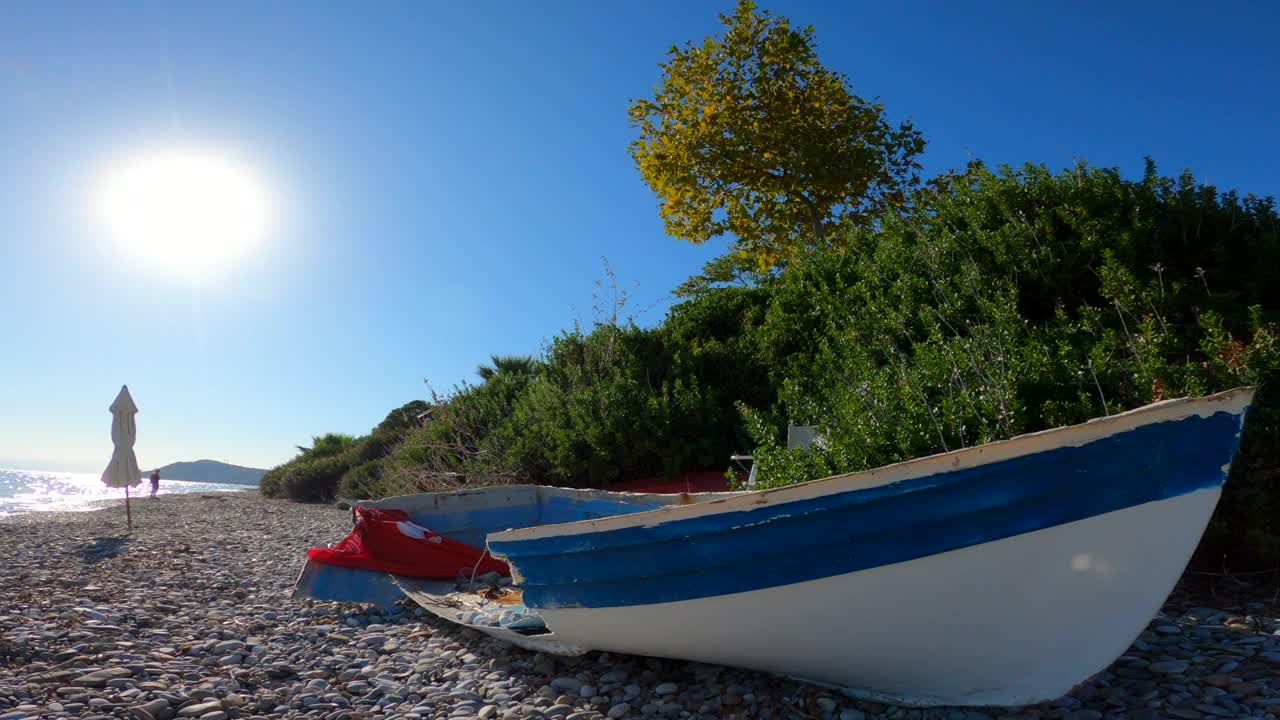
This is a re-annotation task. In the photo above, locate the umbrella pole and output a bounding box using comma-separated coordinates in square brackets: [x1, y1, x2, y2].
[125, 486, 132, 529]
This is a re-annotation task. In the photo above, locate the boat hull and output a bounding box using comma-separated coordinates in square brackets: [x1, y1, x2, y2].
[533, 488, 1219, 706]
[486, 389, 1253, 706]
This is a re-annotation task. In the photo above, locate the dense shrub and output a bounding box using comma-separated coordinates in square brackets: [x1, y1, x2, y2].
[278, 455, 349, 503]
[391, 367, 536, 489]
[660, 285, 776, 454]
[501, 324, 725, 486]
[338, 457, 394, 499]
[743, 161, 1280, 566]
[372, 400, 430, 435]
[260, 401, 429, 501]
[392, 323, 737, 489]
[296, 433, 357, 460]
[258, 464, 286, 497]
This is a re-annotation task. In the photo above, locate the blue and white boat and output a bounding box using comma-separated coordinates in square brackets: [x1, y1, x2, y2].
[293, 388, 1253, 707]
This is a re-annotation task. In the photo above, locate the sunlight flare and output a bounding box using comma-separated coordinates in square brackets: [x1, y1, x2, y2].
[95, 146, 274, 273]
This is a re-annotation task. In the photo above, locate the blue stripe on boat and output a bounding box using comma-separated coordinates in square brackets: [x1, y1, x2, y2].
[488, 409, 1245, 609]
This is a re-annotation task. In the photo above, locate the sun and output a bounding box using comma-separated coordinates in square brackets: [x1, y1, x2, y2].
[95, 146, 274, 273]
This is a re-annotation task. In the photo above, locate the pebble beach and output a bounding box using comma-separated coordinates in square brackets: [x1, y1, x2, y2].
[2, 492, 1278, 720]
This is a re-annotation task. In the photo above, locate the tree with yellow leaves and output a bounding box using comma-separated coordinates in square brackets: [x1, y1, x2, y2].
[628, 1, 925, 270]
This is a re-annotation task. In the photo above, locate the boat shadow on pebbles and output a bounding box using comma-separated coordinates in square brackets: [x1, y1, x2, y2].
[76, 537, 131, 564]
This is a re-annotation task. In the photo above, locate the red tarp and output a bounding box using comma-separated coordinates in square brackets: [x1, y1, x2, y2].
[308, 507, 510, 579]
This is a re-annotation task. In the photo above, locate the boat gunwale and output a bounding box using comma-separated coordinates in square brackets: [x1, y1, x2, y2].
[357, 483, 743, 516]
[487, 387, 1254, 545]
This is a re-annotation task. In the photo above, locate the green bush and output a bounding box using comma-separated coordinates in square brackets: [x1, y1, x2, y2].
[338, 457, 393, 500]
[660, 285, 776, 455]
[391, 367, 537, 487]
[741, 161, 1280, 566]
[260, 401, 428, 501]
[279, 455, 349, 503]
[499, 323, 726, 487]
[389, 320, 746, 490]
[372, 400, 430, 435]
[259, 464, 287, 498]
[296, 433, 356, 460]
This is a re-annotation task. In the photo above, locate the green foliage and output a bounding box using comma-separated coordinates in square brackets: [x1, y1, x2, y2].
[258, 464, 286, 497]
[661, 285, 776, 453]
[338, 457, 395, 500]
[672, 246, 771, 299]
[278, 455, 349, 503]
[391, 366, 537, 488]
[260, 401, 428, 501]
[373, 400, 430, 435]
[379, 258, 772, 492]
[475, 355, 537, 382]
[500, 323, 726, 486]
[628, 0, 924, 270]
[388, 320, 740, 490]
[295, 432, 356, 460]
[739, 161, 1280, 566]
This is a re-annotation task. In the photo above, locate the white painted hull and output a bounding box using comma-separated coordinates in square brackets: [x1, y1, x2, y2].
[534, 489, 1219, 707]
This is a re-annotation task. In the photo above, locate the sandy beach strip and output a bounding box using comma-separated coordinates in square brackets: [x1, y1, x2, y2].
[1, 491, 1278, 720]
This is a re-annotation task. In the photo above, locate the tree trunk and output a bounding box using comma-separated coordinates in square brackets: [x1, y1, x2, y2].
[792, 193, 825, 245]
[808, 204, 826, 245]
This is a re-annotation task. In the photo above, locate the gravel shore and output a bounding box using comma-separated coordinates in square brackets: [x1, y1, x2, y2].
[1, 491, 1278, 720]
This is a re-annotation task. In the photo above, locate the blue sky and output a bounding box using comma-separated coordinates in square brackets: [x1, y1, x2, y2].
[2, 1, 1277, 473]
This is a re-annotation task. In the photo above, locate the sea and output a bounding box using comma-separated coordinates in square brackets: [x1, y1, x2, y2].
[0, 467, 249, 517]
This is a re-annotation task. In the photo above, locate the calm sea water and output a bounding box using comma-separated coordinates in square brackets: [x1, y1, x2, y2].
[0, 468, 249, 516]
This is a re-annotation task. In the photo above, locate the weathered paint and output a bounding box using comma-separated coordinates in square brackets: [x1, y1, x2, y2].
[488, 402, 1247, 609]
[291, 559, 406, 607]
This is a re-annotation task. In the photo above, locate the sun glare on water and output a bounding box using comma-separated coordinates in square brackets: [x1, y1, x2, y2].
[95, 146, 274, 273]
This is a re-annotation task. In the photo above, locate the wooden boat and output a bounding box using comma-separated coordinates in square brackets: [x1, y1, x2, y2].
[293, 388, 1253, 707]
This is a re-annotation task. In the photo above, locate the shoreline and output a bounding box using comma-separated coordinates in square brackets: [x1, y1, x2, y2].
[1, 493, 1278, 720]
[0, 481, 252, 519]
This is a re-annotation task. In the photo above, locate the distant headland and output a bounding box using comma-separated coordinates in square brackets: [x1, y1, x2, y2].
[145, 459, 266, 486]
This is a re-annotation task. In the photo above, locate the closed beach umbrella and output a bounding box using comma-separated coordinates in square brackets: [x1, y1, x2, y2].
[101, 384, 141, 527]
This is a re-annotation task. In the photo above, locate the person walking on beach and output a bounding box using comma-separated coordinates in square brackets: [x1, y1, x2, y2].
[149, 470, 160, 498]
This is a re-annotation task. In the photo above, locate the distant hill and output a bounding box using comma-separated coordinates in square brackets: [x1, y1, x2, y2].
[145, 460, 266, 486]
